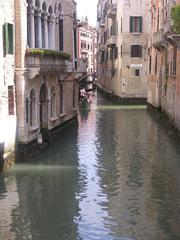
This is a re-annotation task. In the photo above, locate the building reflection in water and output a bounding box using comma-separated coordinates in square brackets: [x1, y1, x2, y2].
[94, 104, 180, 240]
[0, 93, 180, 240]
[0, 123, 80, 240]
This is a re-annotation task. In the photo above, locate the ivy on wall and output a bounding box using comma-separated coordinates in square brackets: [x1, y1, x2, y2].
[26, 48, 71, 60]
[171, 5, 180, 34]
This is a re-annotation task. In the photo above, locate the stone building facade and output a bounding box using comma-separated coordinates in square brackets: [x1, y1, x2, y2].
[97, 0, 151, 101]
[77, 19, 97, 75]
[148, 0, 180, 131]
[15, 0, 86, 157]
[0, 0, 16, 166]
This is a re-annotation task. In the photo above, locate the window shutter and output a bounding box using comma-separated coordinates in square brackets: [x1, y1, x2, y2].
[8, 23, 13, 54]
[139, 45, 142, 57]
[26, 98, 29, 123]
[3, 24, 8, 56]
[59, 19, 64, 51]
[3, 23, 13, 56]
[130, 17, 133, 33]
[139, 17, 142, 33]
[8, 86, 14, 115]
[131, 45, 142, 57]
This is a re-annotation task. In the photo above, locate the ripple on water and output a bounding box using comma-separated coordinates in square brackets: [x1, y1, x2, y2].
[1, 93, 180, 240]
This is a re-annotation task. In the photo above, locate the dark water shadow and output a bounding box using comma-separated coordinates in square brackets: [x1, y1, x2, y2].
[0, 142, 4, 171]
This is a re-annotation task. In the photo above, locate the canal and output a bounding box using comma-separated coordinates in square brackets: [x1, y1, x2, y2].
[0, 92, 180, 240]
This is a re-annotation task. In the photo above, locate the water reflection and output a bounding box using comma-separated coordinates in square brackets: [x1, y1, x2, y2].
[76, 96, 116, 239]
[0, 92, 180, 240]
[0, 173, 19, 240]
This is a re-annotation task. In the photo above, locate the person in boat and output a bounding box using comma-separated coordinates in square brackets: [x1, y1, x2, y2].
[80, 88, 87, 102]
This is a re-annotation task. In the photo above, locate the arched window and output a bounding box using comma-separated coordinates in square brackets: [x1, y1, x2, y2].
[30, 89, 36, 127]
[48, 5, 53, 49]
[34, 0, 40, 48]
[73, 83, 76, 108]
[39, 83, 48, 128]
[51, 87, 56, 118]
[41, 2, 47, 48]
[60, 84, 64, 114]
[26, 0, 33, 47]
[58, 4, 64, 51]
[54, 3, 58, 15]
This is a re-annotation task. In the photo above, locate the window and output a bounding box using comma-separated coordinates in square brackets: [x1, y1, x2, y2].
[131, 68, 141, 76]
[73, 84, 76, 108]
[110, 48, 113, 60]
[172, 46, 177, 76]
[3, 23, 13, 56]
[60, 84, 63, 114]
[30, 89, 36, 127]
[34, 8, 39, 48]
[130, 17, 142, 33]
[106, 49, 109, 61]
[101, 51, 105, 63]
[113, 47, 118, 59]
[155, 54, 158, 75]
[135, 69, 140, 76]
[8, 86, 14, 115]
[59, 18, 64, 51]
[51, 87, 56, 118]
[149, 55, 152, 74]
[26, 98, 29, 123]
[131, 45, 142, 57]
[81, 40, 86, 49]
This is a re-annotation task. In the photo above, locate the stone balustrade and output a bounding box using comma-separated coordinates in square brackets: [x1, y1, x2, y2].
[152, 29, 166, 47]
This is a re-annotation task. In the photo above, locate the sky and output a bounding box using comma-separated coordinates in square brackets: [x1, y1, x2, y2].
[76, 0, 98, 27]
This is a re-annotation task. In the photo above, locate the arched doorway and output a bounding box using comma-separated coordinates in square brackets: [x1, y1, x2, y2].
[39, 83, 48, 129]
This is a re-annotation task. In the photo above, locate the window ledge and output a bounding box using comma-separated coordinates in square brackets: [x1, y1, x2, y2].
[130, 32, 142, 34]
[29, 125, 39, 132]
[59, 113, 66, 118]
[50, 117, 58, 122]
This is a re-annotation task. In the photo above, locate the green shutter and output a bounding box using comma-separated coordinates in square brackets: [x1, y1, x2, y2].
[139, 17, 142, 33]
[3, 24, 8, 56]
[2, 23, 13, 56]
[8, 23, 13, 54]
[130, 17, 133, 33]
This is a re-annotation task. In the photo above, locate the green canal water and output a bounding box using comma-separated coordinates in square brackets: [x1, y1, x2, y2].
[0, 92, 180, 240]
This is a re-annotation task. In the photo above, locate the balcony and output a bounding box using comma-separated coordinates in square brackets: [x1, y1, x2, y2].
[67, 59, 87, 74]
[98, 43, 105, 52]
[25, 49, 74, 80]
[107, 4, 117, 18]
[25, 49, 69, 72]
[100, 19, 105, 28]
[106, 36, 117, 47]
[152, 29, 166, 48]
[81, 48, 89, 54]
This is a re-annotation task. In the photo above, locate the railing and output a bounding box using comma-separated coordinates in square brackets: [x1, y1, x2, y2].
[152, 29, 165, 46]
[66, 59, 87, 73]
[25, 54, 67, 72]
[106, 36, 117, 47]
[81, 48, 89, 53]
[107, 4, 117, 18]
